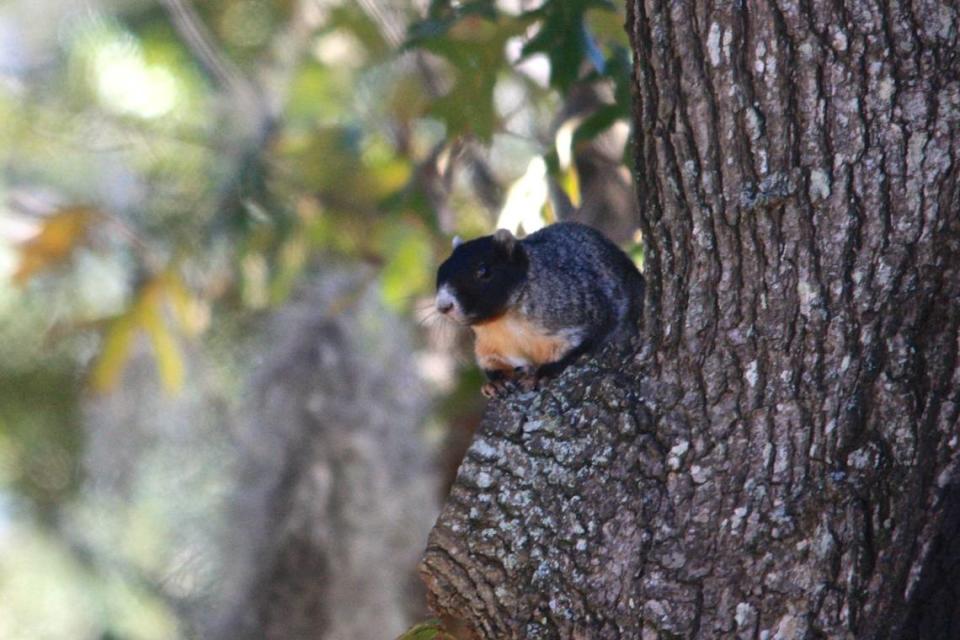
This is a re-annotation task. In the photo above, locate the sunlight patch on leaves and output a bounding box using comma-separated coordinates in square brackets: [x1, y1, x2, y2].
[496, 156, 548, 235]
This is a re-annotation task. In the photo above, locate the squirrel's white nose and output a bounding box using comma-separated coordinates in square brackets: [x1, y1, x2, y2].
[435, 286, 456, 314]
[435, 284, 467, 324]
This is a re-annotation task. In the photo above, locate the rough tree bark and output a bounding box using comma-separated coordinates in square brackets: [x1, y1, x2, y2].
[420, 1, 960, 638]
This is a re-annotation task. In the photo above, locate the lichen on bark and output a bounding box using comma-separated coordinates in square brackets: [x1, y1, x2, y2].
[422, 344, 661, 639]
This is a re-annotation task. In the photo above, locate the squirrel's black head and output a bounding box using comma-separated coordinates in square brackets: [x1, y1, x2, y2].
[435, 229, 528, 324]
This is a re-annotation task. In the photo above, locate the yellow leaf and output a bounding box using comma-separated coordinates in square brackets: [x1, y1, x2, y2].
[560, 163, 581, 208]
[13, 207, 94, 285]
[163, 271, 208, 336]
[137, 283, 185, 393]
[89, 276, 187, 394]
[365, 157, 413, 199]
[90, 312, 138, 392]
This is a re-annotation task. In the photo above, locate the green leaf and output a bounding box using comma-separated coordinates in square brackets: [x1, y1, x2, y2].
[286, 63, 348, 124]
[573, 104, 624, 144]
[328, 5, 391, 59]
[628, 239, 645, 269]
[406, 1, 498, 44]
[520, 0, 615, 92]
[406, 13, 528, 140]
[379, 221, 434, 310]
[570, 46, 633, 145]
[602, 44, 633, 107]
[395, 619, 457, 640]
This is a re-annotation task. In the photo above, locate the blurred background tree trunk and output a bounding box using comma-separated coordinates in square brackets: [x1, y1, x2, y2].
[420, 0, 960, 638]
[206, 273, 439, 640]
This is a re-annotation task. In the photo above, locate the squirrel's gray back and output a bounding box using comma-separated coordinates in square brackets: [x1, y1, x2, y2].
[517, 222, 643, 345]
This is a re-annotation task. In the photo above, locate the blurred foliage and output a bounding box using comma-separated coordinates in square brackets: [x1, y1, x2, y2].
[0, 0, 637, 636]
[12, 207, 95, 285]
[91, 270, 203, 393]
[3, 0, 634, 395]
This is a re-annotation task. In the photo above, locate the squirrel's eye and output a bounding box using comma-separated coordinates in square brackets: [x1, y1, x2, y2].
[475, 264, 491, 280]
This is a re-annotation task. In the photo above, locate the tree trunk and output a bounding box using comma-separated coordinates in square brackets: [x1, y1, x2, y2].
[208, 273, 439, 640]
[419, 1, 960, 638]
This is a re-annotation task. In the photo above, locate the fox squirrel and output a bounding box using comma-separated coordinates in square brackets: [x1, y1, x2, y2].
[435, 222, 644, 398]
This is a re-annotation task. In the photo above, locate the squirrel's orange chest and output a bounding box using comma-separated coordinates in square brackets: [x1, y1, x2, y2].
[472, 312, 572, 373]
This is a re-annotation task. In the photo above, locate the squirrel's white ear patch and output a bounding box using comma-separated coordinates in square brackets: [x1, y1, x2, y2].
[452, 235, 463, 249]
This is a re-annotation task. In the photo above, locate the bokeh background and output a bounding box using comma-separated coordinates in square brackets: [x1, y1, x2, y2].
[0, 0, 640, 637]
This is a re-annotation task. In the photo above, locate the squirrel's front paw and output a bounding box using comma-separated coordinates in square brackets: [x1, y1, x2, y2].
[481, 379, 517, 399]
[481, 366, 539, 398]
